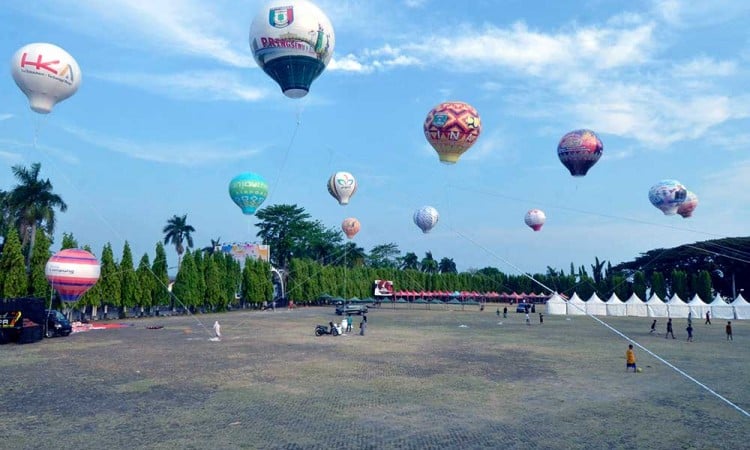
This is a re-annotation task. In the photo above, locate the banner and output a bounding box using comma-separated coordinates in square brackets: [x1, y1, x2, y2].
[217, 243, 270, 264]
[373, 280, 394, 297]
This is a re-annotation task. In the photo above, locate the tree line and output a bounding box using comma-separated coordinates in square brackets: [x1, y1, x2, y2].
[2, 163, 748, 312]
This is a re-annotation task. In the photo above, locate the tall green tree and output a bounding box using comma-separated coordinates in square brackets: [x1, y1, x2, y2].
[172, 249, 199, 309]
[135, 253, 154, 313]
[60, 232, 79, 250]
[0, 228, 28, 298]
[670, 269, 688, 300]
[162, 214, 195, 269]
[6, 163, 67, 267]
[119, 241, 137, 314]
[203, 255, 223, 310]
[696, 270, 713, 302]
[632, 271, 647, 300]
[87, 243, 121, 314]
[28, 228, 52, 299]
[650, 271, 667, 299]
[341, 242, 366, 268]
[151, 242, 170, 308]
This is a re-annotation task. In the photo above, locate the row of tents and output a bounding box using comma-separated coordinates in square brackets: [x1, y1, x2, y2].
[546, 292, 749, 320]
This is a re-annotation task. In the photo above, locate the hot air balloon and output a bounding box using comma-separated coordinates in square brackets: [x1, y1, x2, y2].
[341, 217, 360, 239]
[524, 209, 546, 231]
[45, 249, 100, 302]
[557, 129, 603, 177]
[327, 171, 357, 205]
[11, 43, 81, 114]
[249, 0, 335, 98]
[414, 206, 439, 233]
[229, 172, 269, 215]
[677, 191, 698, 218]
[648, 179, 688, 215]
[424, 101, 481, 164]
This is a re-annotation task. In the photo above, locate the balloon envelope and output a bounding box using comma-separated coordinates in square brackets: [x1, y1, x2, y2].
[229, 172, 269, 215]
[649, 179, 687, 215]
[424, 101, 481, 164]
[557, 129, 603, 176]
[327, 171, 357, 205]
[11, 43, 81, 114]
[45, 249, 100, 302]
[414, 206, 439, 233]
[524, 209, 546, 231]
[341, 217, 360, 239]
[249, 0, 335, 98]
[677, 191, 698, 218]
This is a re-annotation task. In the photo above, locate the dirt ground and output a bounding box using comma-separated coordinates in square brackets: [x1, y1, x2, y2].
[1, 304, 748, 449]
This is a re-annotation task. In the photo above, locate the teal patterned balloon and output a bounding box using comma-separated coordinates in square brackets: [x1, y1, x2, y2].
[229, 172, 268, 215]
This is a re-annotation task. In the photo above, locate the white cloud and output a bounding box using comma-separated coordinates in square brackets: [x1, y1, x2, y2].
[0, 114, 14, 122]
[90, 71, 268, 102]
[13, 0, 254, 68]
[672, 57, 737, 78]
[61, 125, 262, 166]
[328, 45, 422, 73]
[653, 0, 750, 27]
[0, 138, 80, 165]
[0, 150, 23, 165]
[701, 159, 750, 208]
[404, 0, 427, 7]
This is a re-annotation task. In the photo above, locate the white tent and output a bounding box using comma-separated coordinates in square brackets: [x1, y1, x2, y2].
[710, 294, 734, 320]
[605, 293, 626, 316]
[624, 293, 647, 317]
[585, 293, 608, 316]
[731, 294, 750, 320]
[667, 294, 690, 318]
[687, 294, 709, 319]
[546, 293, 567, 315]
[566, 293, 586, 315]
[646, 293, 668, 317]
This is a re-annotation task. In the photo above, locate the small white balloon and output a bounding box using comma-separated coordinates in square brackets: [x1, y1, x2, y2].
[414, 206, 439, 234]
[11, 43, 81, 114]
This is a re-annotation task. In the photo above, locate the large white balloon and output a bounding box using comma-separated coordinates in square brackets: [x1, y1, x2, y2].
[414, 206, 439, 234]
[249, 0, 335, 98]
[327, 171, 357, 205]
[11, 43, 81, 114]
[524, 209, 546, 231]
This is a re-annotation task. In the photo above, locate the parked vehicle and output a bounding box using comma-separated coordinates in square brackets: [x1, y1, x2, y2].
[335, 304, 368, 316]
[315, 322, 341, 336]
[44, 310, 72, 338]
[515, 303, 532, 313]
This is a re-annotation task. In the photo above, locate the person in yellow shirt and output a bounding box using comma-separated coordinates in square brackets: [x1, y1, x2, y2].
[626, 344, 637, 372]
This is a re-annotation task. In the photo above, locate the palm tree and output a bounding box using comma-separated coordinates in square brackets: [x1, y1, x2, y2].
[438, 257, 457, 274]
[420, 251, 438, 274]
[400, 252, 419, 271]
[7, 163, 67, 267]
[162, 214, 195, 269]
[201, 237, 222, 255]
[341, 242, 366, 268]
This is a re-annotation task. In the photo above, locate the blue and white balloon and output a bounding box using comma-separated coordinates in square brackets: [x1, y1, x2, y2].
[648, 180, 687, 215]
[414, 206, 439, 233]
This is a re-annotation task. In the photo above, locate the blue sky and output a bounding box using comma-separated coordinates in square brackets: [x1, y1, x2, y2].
[1, 0, 749, 275]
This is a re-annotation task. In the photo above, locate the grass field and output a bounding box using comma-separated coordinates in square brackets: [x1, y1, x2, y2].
[1, 304, 748, 449]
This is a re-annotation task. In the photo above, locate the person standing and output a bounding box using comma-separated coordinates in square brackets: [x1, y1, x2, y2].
[503, 306, 508, 319]
[666, 318, 675, 339]
[213, 321, 221, 341]
[626, 344, 637, 373]
[496, 308, 500, 317]
[650, 319, 657, 334]
[726, 321, 733, 341]
[359, 319, 367, 336]
[687, 311, 692, 327]
[705, 310, 711, 325]
[686, 323, 693, 342]
[525, 312, 531, 326]
[346, 314, 353, 333]
[539, 313, 544, 324]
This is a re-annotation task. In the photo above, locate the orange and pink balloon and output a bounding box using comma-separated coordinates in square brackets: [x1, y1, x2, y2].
[45, 249, 100, 302]
[341, 217, 360, 239]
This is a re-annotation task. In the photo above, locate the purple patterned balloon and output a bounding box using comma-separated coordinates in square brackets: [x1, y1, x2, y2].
[557, 129, 603, 177]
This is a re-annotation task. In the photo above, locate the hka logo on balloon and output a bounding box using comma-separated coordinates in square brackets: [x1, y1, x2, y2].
[18, 52, 75, 86]
[270, 6, 294, 28]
